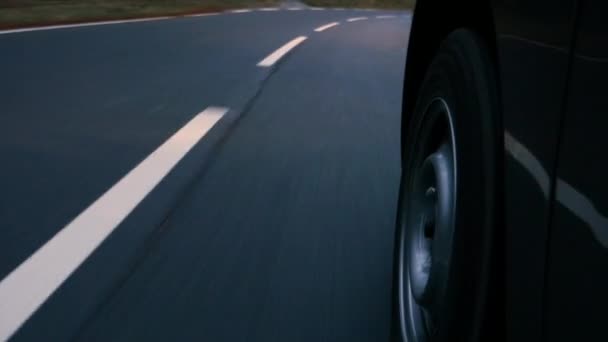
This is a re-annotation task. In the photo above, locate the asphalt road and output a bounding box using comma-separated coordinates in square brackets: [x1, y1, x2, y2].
[0, 6, 410, 341]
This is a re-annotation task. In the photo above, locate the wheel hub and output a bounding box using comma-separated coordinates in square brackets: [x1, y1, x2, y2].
[408, 143, 455, 310]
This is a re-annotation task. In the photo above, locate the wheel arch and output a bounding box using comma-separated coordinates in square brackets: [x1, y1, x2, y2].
[402, 0, 500, 153]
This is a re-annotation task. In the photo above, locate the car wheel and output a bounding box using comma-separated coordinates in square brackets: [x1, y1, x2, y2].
[392, 29, 501, 342]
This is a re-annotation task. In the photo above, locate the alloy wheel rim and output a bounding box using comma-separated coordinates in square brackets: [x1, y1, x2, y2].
[398, 98, 457, 341]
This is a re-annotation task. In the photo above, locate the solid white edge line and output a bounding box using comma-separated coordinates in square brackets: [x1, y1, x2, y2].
[347, 17, 368, 22]
[185, 12, 219, 17]
[314, 22, 339, 32]
[0, 106, 228, 341]
[229, 8, 252, 13]
[0, 16, 172, 34]
[257, 36, 307, 67]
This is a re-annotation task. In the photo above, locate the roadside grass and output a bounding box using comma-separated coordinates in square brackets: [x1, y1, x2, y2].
[302, 0, 415, 9]
[0, 0, 279, 29]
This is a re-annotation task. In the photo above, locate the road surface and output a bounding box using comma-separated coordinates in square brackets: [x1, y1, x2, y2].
[0, 6, 410, 341]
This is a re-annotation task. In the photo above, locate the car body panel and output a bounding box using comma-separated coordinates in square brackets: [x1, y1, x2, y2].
[545, 0, 608, 340]
[491, 1, 578, 341]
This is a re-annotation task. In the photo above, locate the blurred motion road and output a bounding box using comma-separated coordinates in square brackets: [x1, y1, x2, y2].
[0, 6, 410, 341]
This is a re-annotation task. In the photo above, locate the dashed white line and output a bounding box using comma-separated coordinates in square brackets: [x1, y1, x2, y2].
[0, 106, 227, 341]
[257, 36, 307, 67]
[230, 8, 252, 13]
[310, 7, 325, 10]
[258, 7, 279, 11]
[287, 7, 303, 11]
[347, 17, 368, 22]
[314, 22, 339, 32]
[376, 15, 397, 19]
[334, 8, 345, 10]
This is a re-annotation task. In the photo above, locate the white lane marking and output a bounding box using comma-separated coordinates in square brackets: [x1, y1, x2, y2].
[310, 7, 325, 10]
[258, 7, 279, 11]
[185, 12, 219, 17]
[314, 22, 339, 32]
[0, 107, 228, 341]
[376, 15, 397, 19]
[287, 7, 303, 11]
[334, 8, 345, 10]
[347, 17, 368, 22]
[0, 16, 171, 34]
[230, 8, 252, 13]
[257, 36, 307, 67]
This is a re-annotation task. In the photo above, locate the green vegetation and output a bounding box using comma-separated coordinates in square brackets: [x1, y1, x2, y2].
[302, 0, 415, 9]
[0, 0, 279, 28]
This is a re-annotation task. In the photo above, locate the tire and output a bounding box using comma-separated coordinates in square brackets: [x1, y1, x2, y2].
[391, 29, 501, 342]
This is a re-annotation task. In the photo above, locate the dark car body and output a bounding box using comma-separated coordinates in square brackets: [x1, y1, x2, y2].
[403, 0, 608, 340]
